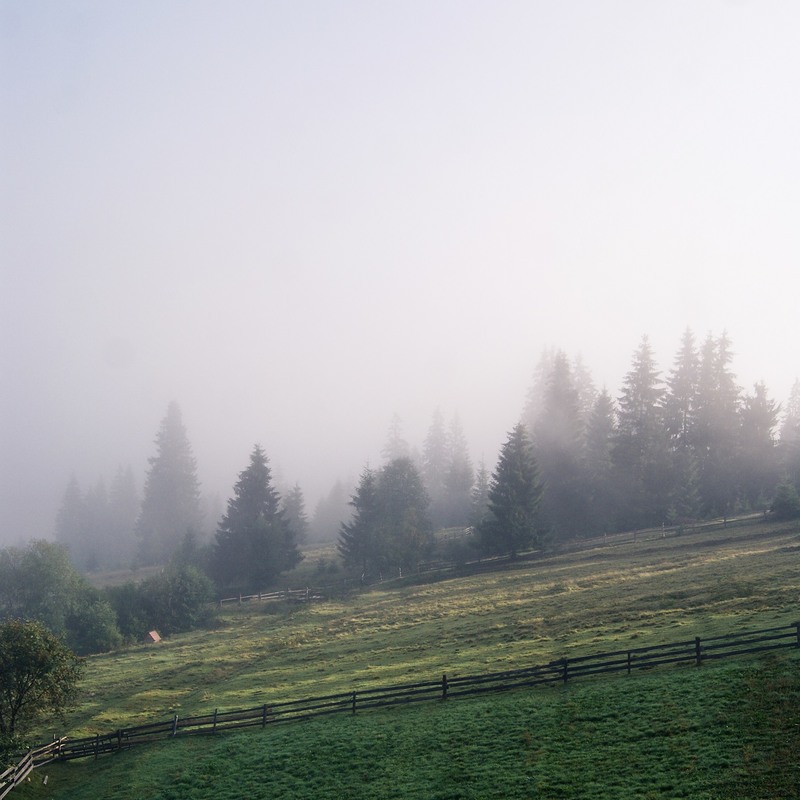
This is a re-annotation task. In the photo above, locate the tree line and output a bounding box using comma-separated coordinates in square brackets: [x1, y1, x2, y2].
[521, 331, 800, 537]
[40, 329, 800, 629]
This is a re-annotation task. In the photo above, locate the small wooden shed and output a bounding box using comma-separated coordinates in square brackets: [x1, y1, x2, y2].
[144, 630, 161, 643]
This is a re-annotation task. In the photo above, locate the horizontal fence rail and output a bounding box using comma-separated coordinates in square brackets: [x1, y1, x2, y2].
[7, 619, 797, 792]
[217, 587, 324, 607]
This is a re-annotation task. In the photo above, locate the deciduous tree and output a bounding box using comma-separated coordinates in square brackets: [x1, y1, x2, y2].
[0, 541, 121, 655]
[0, 619, 82, 739]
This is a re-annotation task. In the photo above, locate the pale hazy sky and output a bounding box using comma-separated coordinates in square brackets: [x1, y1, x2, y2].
[2, 1, 799, 543]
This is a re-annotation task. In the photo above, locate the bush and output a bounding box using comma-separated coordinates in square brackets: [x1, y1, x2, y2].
[65, 587, 123, 654]
[770, 482, 800, 520]
[106, 565, 216, 640]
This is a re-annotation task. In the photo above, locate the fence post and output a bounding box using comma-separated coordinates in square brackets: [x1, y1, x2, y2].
[441, 673, 448, 700]
[626, 651, 632, 675]
[695, 636, 702, 666]
[351, 691, 357, 715]
[562, 657, 569, 683]
[212, 709, 218, 734]
[262, 704, 268, 728]
[171, 714, 179, 737]
[794, 621, 800, 648]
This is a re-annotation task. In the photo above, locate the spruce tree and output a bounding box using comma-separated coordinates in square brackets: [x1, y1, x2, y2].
[613, 335, 670, 527]
[470, 459, 491, 529]
[136, 402, 202, 565]
[662, 328, 701, 521]
[663, 328, 699, 448]
[337, 467, 380, 579]
[532, 351, 589, 539]
[442, 414, 474, 527]
[779, 379, 800, 488]
[376, 457, 433, 574]
[479, 423, 544, 557]
[107, 465, 139, 568]
[382, 413, 410, 462]
[310, 480, 351, 541]
[282, 483, 309, 544]
[694, 333, 741, 518]
[739, 381, 780, 510]
[584, 389, 618, 534]
[54, 476, 86, 566]
[422, 409, 449, 529]
[212, 445, 300, 594]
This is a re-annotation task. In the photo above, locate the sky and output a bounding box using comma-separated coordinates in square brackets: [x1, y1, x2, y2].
[2, 1, 800, 544]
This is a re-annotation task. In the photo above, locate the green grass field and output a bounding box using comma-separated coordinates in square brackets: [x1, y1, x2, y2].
[14, 518, 800, 798]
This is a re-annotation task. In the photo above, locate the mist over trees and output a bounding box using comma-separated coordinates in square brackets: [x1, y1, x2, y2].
[54, 467, 139, 571]
[520, 330, 793, 538]
[136, 402, 203, 566]
[281, 484, 310, 545]
[43, 328, 800, 594]
[422, 410, 475, 530]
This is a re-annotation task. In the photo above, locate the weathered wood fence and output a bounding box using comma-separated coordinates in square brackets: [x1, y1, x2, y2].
[7, 619, 796, 780]
[0, 740, 64, 799]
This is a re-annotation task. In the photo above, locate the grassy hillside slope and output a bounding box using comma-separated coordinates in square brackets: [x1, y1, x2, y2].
[14, 518, 800, 798]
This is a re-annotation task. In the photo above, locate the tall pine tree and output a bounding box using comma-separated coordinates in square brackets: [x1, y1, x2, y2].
[136, 402, 202, 565]
[694, 333, 741, 518]
[739, 381, 780, 510]
[337, 467, 380, 579]
[212, 445, 300, 594]
[442, 414, 474, 528]
[281, 483, 309, 545]
[779, 379, 800, 489]
[479, 423, 544, 557]
[613, 336, 670, 528]
[662, 328, 701, 520]
[532, 351, 589, 540]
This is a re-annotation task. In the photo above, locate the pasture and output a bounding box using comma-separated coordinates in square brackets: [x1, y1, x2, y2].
[14, 517, 800, 798]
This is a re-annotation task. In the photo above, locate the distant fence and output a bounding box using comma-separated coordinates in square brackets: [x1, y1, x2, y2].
[217, 587, 324, 607]
[216, 515, 778, 602]
[8, 619, 797, 780]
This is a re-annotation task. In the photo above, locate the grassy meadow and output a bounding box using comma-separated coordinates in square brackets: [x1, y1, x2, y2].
[15, 517, 800, 798]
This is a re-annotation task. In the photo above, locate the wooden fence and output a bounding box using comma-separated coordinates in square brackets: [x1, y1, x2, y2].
[217, 587, 324, 607]
[0, 740, 65, 800]
[7, 619, 796, 778]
